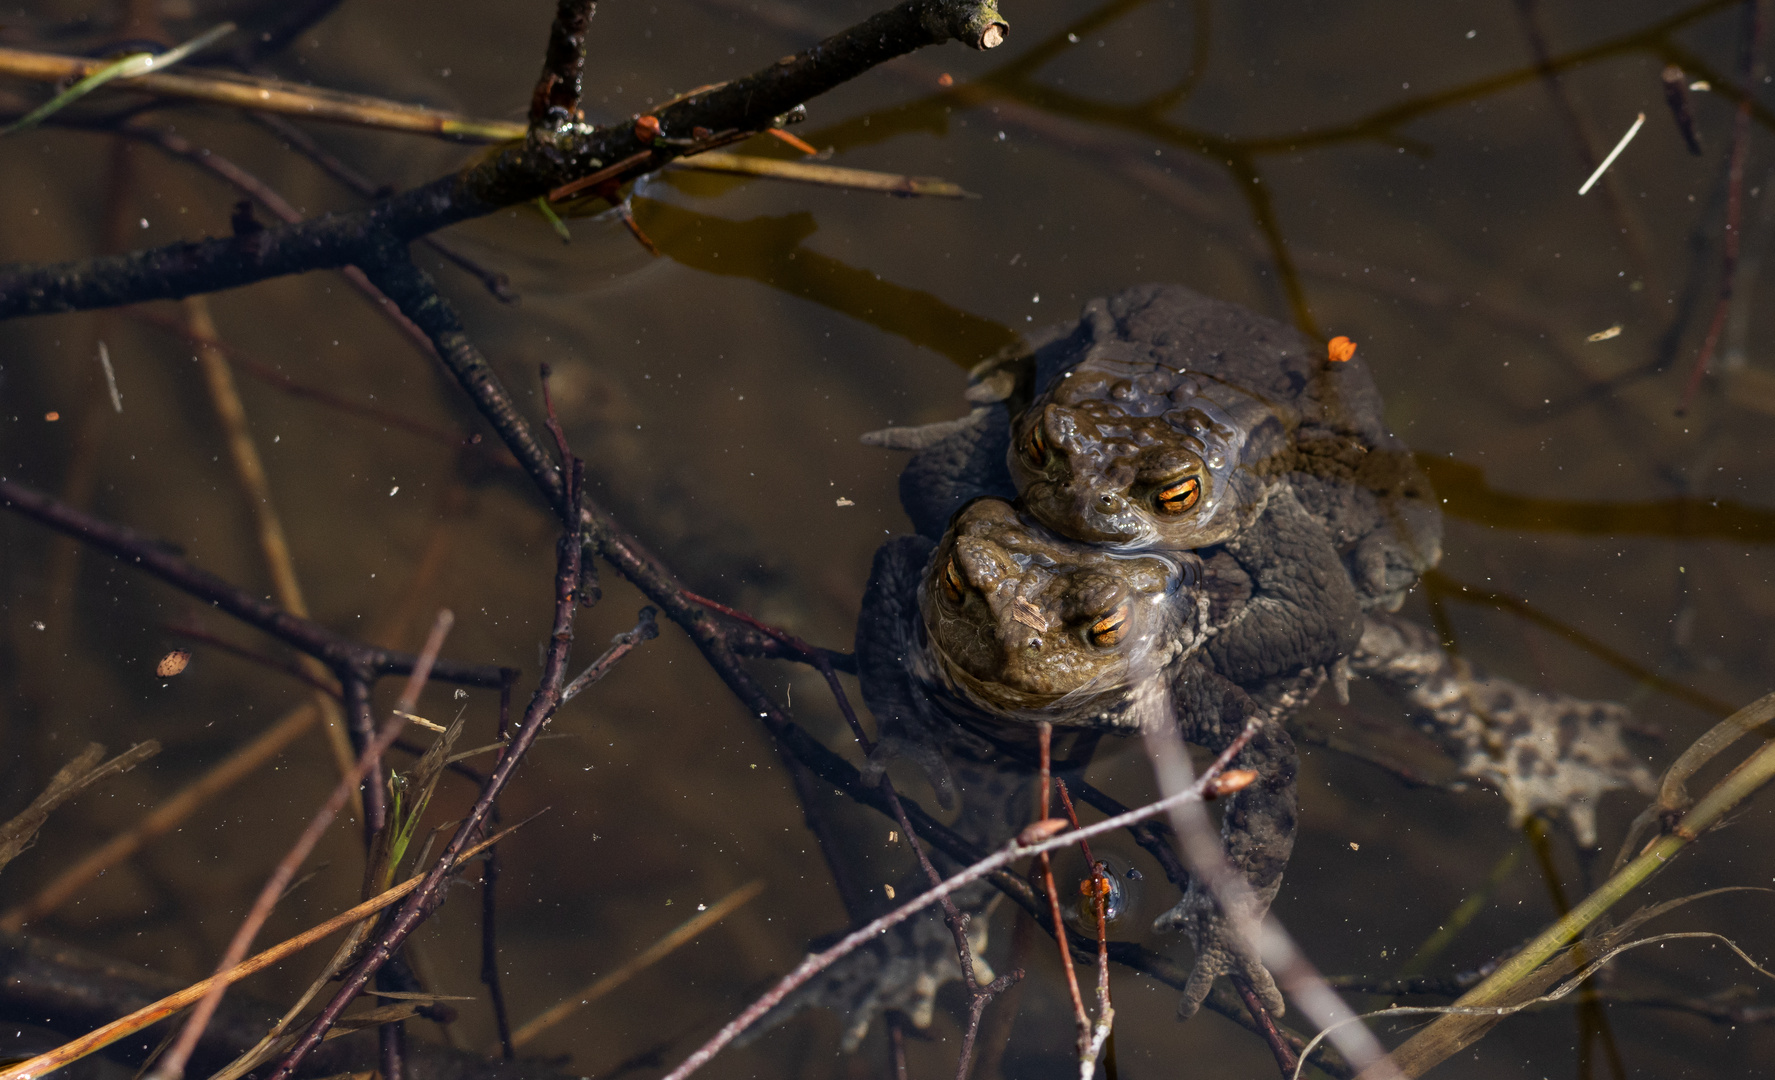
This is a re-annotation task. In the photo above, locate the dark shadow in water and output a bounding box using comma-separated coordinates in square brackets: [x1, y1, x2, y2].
[1423, 456, 1775, 544]
[633, 197, 1024, 367]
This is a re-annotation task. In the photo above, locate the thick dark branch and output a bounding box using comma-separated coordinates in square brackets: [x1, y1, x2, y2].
[0, 477, 512, 689]
[530, 1, 597, 129]
[358, 247, 565, 514]
[0, 0, 1006, 319]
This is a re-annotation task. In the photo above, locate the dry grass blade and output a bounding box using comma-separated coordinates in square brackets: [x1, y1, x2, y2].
[184, 295, 358, 791]
[0, 823, 521, 1080]
[508, 879, 765, 1049]
[0, 46, 525, 141]
[0, 742, 159, 874]
[674, 152, 977, 197]
[0, 705, 319, 931]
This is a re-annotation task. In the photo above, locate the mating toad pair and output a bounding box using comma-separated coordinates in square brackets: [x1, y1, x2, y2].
[852, 284, 1441, 1023]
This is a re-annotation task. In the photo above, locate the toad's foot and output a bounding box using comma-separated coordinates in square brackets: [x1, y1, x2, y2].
[1153, 882, 1284, 1020]
[742, 894, 994, 1052]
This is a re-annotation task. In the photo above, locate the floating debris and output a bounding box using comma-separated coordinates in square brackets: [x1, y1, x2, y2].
[835, 497, 854, 507]
[1327, 335, 1358, 362]
[155, 650, 191, 677]
[1587, 324, 1624, 342]
[1578, 112, 1646, 195]
[97, 342, 122, 413]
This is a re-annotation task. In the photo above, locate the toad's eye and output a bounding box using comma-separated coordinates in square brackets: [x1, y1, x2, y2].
[1022, 427, 1047, 469]
[1087, 604, 1129, 647]
[1154, 477, 1200, 516]
[941, 557, 967, 604]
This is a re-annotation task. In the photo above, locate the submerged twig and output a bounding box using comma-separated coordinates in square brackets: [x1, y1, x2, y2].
[0, 476, 512, 690]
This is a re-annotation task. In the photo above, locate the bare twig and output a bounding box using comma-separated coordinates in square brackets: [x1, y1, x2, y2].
[1035, 725, 1091, 1056]
[1662, 65, 1706, 154]
[0, 0, 1011, 319]
[530, 1, 597, 130]
[1143, 724, 1401, 1078]
[1054, 780, 1114, 1078]
[131, 125, 440, 362]
[247, 112, 518, 303]
[0, 477, 511, 690]
[479, 806, 515, 1061]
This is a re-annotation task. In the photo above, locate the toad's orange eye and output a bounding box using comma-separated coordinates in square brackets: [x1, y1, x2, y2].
[1087, 604, 1128, 647]
[941, 557, 967, 604]
[1023, 427, 1047, 469]
[1154, 477, 1200, 516]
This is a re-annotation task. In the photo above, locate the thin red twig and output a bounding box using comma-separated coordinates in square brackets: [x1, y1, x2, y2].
[1036, 725, 1090, 1056]
[1056, 779, 1115, 1075]
[1681, 0, 1768, 412]
[1234, 976, 1301, 1078]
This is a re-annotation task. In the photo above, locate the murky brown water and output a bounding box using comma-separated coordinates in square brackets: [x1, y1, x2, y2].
[3, 1, 1775, 1078]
